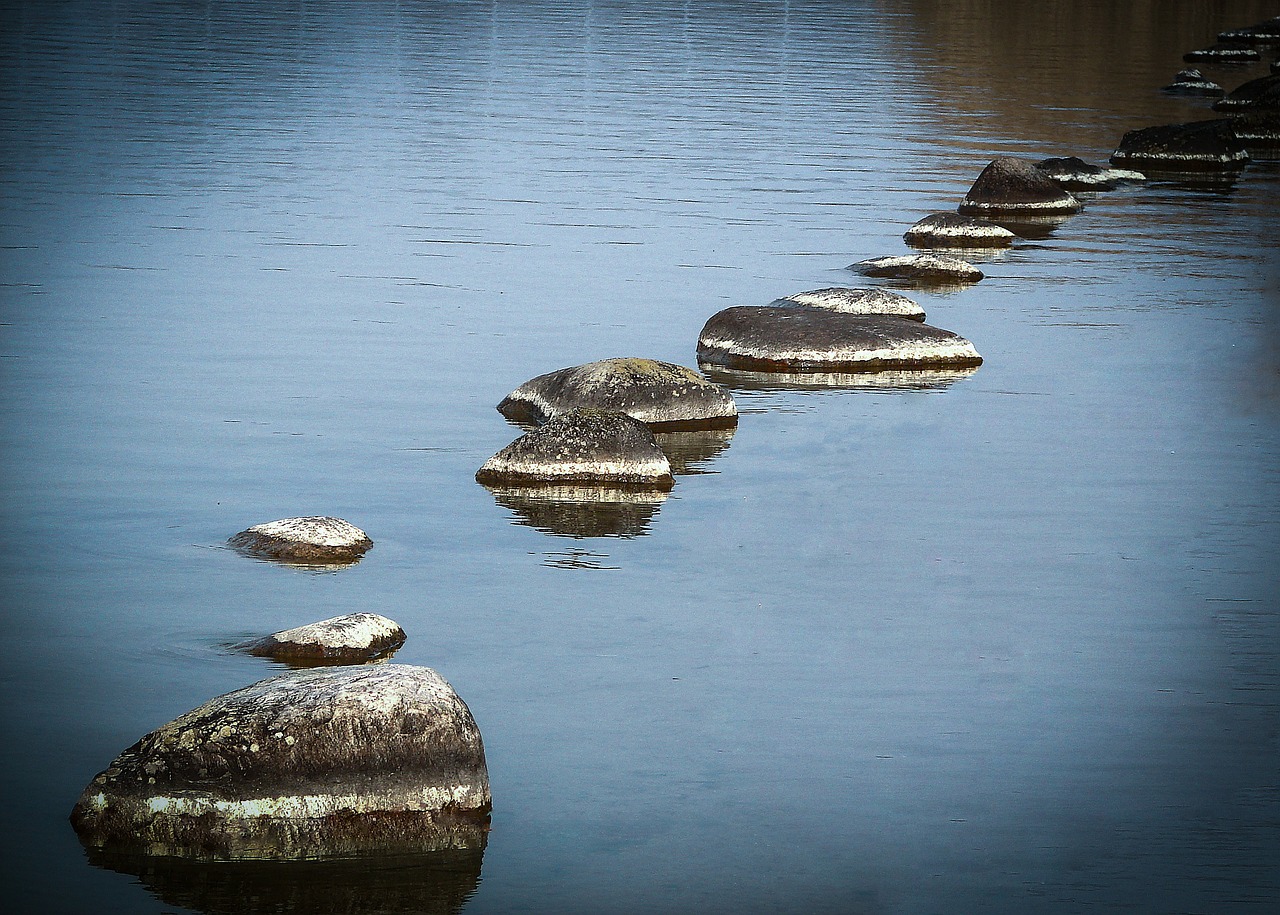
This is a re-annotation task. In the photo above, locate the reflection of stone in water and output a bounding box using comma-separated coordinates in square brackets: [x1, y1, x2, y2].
[989, 214, 1073, 241]
[228, 547, 365, 574]
[84, 844, 484, 915]
[700, 364, 981, 393]
[652, 426, 735, 474]
[541, 547, 621, 571]
[485, 484, 668, 539]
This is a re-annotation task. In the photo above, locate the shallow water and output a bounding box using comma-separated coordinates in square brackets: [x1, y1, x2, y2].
[1, 1, 1278, 912]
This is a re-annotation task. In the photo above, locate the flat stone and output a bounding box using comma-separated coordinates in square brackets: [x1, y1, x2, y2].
[696, 307, 982, 373]
[903, 212, 1015, 248]
[1212, 74, 1280, 112]
[241, 613, 407, 664]
[496, 357, 736, 431]
[70, 665, 490, 859]
[1218, 19, 1280, 43]
[773, 286, 926, 320]
[852, 254, 984, 283]
[1034, 156, 1145, 191]
[1110, 119, 1250, 170]
[476, 408, 674, 490]
[1184, 43, 1260, 63]
[958, 156, 1081, 216]
[229, 517, 372, 565]
[1163, 68, 1225, 96]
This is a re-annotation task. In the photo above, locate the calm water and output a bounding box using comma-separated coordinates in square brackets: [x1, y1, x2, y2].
[2, 1, 1278, 912]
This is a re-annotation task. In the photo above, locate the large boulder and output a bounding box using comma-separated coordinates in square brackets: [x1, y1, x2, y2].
[229, 517, 372, 565]
[851, 254, 983, 284]
[1184, 43, 1260, 63]
[902, 213, 1014, 248]
[1212, 74, 1280, 112]
[1162, 68, 1225, 96]
[958, 156, 1081, 216]
[1110, 119, 1250, 170]
[240, 613, 407, 665]
[70, 665, 490, 859]
[773, 286, 926, 320]
[476, 408, 674, 490]
[1033, 156, 1145, 191]
[696, 307, 982, 373]
[496, 357, 737, 431]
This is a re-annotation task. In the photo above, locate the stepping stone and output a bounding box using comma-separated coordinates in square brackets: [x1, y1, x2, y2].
[496, 357, 736, 430]
[229, 517, 372, 565]
[958, 156, 1081, 216]
[1163, 68, 1225, 96]
[1212, 74, 1280, 112]
[773, 286, 926, 320]
[1110, 119, 1250, 170]
[1184, 44, 1260, 63]
[852, 254, 983, 284]
[240, 613, 406, 664]
[696, 307, 982, 373]
[1033, 156, 1145, 191]
[1230, 110, 1280, 148]
[1218, 19, 1280, 43]
[903, 213, 1014, 248]
[476, 408, 674, 490]
[70, 665, 490, 859]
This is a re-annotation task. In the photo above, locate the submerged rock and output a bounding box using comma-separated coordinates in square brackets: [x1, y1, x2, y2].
[852, 254, 983, 284]
[241, 613, 407, 665]
[1218, 19, 1280, 43]
[1033, 156, 1145, 191]
[696, 307, 982, 373]
[1212, 74, 1280, 112]
[1184, 43, 1261, 63]
[958, 156, 1082, 216]
[70, 665, 490, 859]
[229, 517, 372, 565]
[496, 357, 737, 431]
[1110, 119, 1250, 170]
[476, 408, 674, 490]
[1163, 68, 1225, 96]
[773, 286, 926, 320]
[902, 212, 1015, 248]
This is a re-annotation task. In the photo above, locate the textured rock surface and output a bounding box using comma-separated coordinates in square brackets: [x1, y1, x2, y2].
[696, 307, 982, 373]
[902, 212, 1014, 248]
[1162, 68, 1225, 96]
[476, 408, 674, 489]
[70, 665, 490, 859]
[496, 357, 736, 430]
[774, 286, 926, 320]
[242, 613, 407, 664]
[958, 157, 1081, 216]
[1184, 43, 1260, 62]
[851, 254, 984, 283]
[1212, 74, 1280, 112]
[1111, 119, 1250, 170]
[1033, 157, 1145, 191]
[229, 517, 372, 564]
[1230, 110, 1280, 147]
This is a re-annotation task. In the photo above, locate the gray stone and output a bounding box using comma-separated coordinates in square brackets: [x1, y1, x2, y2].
[958, 157, 1081, 216]
[902, 213, 1015, 248]
[1110, 119, 1250, 171]
[1212, 74, 1280, 112]
[773, 286, 926, 320]
[69, 665, 490, 859]
[1184, 43, 1260, 63]
[241, 613, 407, 665]
[1033, 157, 1145, 191]
[1162, 68, 1225, 96]
[476, 408, 674, 490]
[696, 307, 982, 373]
[496, 357, 736, 431]
[851, 254, 984, 283]
[229, 517, 372, 565]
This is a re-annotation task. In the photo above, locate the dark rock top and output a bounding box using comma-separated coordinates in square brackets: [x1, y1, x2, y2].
[1110, 119, 1250, 170]
[902, 212, 1015, 248]
[773, 286, 926, 320]
[229, 516, 372, 565]
[958, 156, 1081, 215]
[1163, 68, 1225, 96]
[1033, 157, 1145, 191]
[852, 254, 984, 283]
[241, 613, 407, 664]
[1212, 74, 1280, 112]
[1184, 43, 1261, 62]
[1218, 18, 1280, 43]
[496, 357, 736, 431]
[476, 408, 674, 490]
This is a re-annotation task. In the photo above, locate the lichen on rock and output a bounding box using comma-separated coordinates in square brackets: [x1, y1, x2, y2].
[229, 517, 372, 566]
[240, 613, 407, 665]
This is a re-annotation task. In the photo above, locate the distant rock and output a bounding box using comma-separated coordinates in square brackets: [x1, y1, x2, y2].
[958, 156, 1082, 216]
[1184, 43, 1260, 63]
[229, 517, 372, 565]
[1212, 74, 1280, 112]
[851, 254, 984, 284]
[902, 213, 1015, 248]
[241, 613, 406, 664]
[1218, 18, 1280, 43]
[1110, 119, 1250, 170]
[773, 286, 926, 320]
[496, 358, 737, 431]
[476, 408, 674, 490]
[1033, 156, 1145, 191]
[1162, 68, 1225, 96]
[696, 307, 982, 373]
[70, 665, 490, 859]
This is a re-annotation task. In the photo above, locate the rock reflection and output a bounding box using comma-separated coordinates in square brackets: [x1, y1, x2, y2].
[227, 547, 365, 573]
[701, 364, 981, 393]
[652, 426, 736, 475]
[84, 844, 484, 915]
[484, 484, 668, 538]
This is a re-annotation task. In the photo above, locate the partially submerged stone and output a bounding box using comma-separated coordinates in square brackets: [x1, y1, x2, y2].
[1033, 156, 1145, 191]
[958, 156, 1081, 216]
[496, 357, 737, 431]
[852, 254, 984, 284]
[902, 212, 1014, 248]
[70, 665, 490, 859]
[229, 517, 372, 565]
[1184, 43, 1260, 63]
[1212, 74, 1280, 112]
[696, 306, 982, 373]
[241, 613, 407, 665]
[1110, 119, 1250, 171]
[773, 286, 926, 320]
[476, 408, 674, 490]
[1218, 19, 1280, 43]
[1162, 68, 1225, 96]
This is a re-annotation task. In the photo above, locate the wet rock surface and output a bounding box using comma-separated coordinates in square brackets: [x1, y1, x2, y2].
[1184, 43, 1261, 63]
[241, 613, 407, 665]
[957, 156, 1081, 216]
[696, 307, 982, 373]
[229, 517, 372, 565]
[773, 286, 926, 320]
[1218, 19, 1280, 43]
[851, 254, 984, 284]
[1033, 156, 1145, 191]
[496, 357, 737, 431]
[70, 665, 491, 859]
[476, 408, 674, 489]
[1230, 110, 1280, 148]
[902, 212, 1014, 248]
[1162, 68, 1225, 96]
[1110, 119, 1251, 171]
[1212, 74, 1280, 112]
